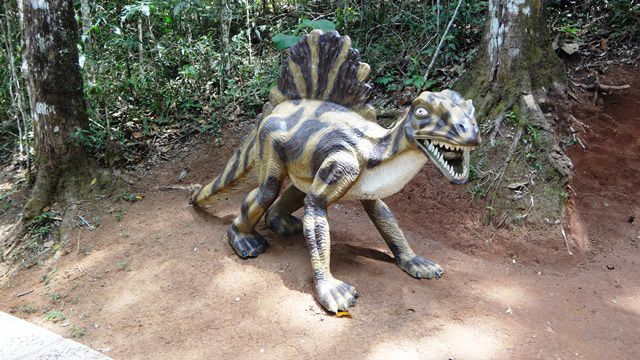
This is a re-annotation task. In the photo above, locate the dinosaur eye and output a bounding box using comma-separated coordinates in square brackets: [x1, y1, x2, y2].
[414, 108, 428, 117]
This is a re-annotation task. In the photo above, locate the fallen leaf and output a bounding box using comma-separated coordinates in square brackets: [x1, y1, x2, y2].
[600, 37, 608, 51]
[507, 181, 529, 190]
[178, 169, 188, 182]
[90, 178, 97, 186]
[561, 42, 579, 55]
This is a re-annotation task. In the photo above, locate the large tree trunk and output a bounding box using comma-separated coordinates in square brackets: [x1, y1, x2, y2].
[456, 0, 573, 227]
[457, 0, 564, 116]
[21, 0, 91, 219]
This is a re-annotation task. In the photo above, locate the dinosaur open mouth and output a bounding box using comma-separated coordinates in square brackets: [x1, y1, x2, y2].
[417, 138, 472, 183]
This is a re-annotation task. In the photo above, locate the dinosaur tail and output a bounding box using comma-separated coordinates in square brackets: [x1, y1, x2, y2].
[190, 127, 258, 206]
[267, 30, 376, 121]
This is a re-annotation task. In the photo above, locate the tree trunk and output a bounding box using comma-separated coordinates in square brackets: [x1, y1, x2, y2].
[2, 0, 31, 176]
[219, 0, 231, 91]
[457, 0, 564, 117]
[21, 0, 91, 219]
[79, 0, 95, 85]
[455, 0, 573, 226]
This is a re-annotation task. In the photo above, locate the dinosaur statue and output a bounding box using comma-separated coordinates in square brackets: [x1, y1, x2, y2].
[191, 30, 480, 313]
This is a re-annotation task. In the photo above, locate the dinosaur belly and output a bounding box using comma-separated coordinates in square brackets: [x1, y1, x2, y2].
[344, 151, 427, 200]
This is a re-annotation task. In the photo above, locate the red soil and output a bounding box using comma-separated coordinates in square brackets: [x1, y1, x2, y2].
[1, 67, 639, 359]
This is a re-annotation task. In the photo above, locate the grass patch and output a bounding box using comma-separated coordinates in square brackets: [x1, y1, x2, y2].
[116, 260, 128, 271]
[44, 310, 66, 323]
[69, 326, 87, 338]
[20, 304, 38, 314]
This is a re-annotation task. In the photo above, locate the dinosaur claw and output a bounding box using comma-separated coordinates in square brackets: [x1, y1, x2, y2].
[397, 255, 444, 280]
[228, 226, 268, 259]
[315, 277, 358, 313]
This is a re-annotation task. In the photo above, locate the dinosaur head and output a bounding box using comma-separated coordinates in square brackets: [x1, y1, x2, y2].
[406, 90, 481, 184]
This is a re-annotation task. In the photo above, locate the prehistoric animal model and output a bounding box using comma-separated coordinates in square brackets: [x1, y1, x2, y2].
[191, 30, 480, 313]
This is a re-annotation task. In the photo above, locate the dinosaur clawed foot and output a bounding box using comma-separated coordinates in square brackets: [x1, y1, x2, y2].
[228, 225, 268, 258]
[265, 213, 303, 236]
[397, 255, 444, 279]
[315, 276, 358, 313]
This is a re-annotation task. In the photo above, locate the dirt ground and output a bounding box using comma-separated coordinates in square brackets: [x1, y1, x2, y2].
[1, 67, 639, 359]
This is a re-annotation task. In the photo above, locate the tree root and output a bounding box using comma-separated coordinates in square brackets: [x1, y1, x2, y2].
[484, 126, 524, 198]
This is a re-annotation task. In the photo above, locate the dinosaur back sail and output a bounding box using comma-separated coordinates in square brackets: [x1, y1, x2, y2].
[268, 30, 376, 120]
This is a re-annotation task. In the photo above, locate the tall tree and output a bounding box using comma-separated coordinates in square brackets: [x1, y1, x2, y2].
[456, 0, 573, 224]
[21, 0, 91, 219]
[1, 0, 30, 176]
[458, 0, 565, 117]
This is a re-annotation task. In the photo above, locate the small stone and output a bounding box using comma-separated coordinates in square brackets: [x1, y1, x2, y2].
[234, 297, 240, 302]
[606, 265, 615, 270]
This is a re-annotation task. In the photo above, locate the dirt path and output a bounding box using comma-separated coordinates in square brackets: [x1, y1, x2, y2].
[1, 68, 639, 359]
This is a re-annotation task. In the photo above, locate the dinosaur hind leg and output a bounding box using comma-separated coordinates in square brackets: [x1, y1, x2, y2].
[361, 199, 443, 279]
[229, 174, 282, 258]
[265, 184, 305, 236]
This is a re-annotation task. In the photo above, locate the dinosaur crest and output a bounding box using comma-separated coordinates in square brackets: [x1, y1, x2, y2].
[268, 30, 375, 120]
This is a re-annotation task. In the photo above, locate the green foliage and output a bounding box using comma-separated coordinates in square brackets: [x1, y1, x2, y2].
[271, 19, 337, 50]
[44, 310, 66, 322]
[28, 211, 60, 241]
[20, 304, 38, 314]
[299, 19, 336, 32]
[0, 190, 14, 214]
[272, 33, 301, 50]
[48, 291, 62, 303]
[116, 259, 128, 270]
[69, 326, 87, 338]
[2, 0, 488, 166]
[548, 0, 640, 48]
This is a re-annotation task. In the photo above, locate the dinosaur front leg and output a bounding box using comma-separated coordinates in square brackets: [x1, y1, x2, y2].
[265, 184, 305, 236]
[304, 155, 360, 312]
[361, 199, 443, 279]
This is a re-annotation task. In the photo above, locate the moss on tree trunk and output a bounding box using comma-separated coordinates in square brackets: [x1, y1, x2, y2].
[21, 0, 94, 219]
[455, 0, 572, 226]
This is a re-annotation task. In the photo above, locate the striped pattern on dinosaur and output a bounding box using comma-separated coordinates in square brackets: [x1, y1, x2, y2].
[190, 30, 481, 313]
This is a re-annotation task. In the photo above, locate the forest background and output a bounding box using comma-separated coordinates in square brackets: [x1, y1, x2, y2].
[1, 0, 639, 252]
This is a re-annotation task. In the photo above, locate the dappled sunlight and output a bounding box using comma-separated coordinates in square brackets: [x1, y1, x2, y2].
[481, 283, 532, 308]
[365, 318, 511, 360]
[0, 181, 13, 191]
[101, 260, 178, 313]
[611, 287, 640, 317]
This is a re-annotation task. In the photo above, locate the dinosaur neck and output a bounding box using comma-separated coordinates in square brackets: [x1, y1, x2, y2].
[346, 114, 426, 200]
[381, 111, 423, 161]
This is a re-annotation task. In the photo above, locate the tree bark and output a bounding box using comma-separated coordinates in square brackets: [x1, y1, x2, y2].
[457, 0, 564, 117]
[219, 0, 231, 91]
[79, 0, 95, 84]
[2, 0, 30, 167]
[21, 0, 91, 219]
[455, 0, 573, 226]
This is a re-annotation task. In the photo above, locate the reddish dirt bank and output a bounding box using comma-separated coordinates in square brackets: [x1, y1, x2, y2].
[1, 67, 639, 359]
